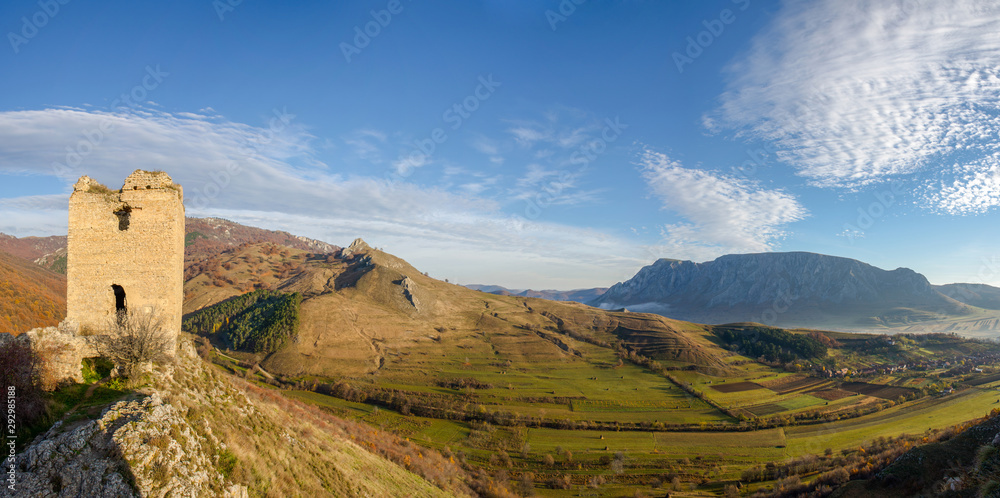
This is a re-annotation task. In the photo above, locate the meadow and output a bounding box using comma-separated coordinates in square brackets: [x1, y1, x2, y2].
[262, 321, 1000, 496]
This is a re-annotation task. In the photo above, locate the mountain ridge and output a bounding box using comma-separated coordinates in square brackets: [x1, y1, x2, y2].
[592, 251, 988, 332]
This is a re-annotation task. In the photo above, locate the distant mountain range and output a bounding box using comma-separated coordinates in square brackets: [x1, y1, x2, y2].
[464, 284, 607, 303]
[591, 252, 1000, 333]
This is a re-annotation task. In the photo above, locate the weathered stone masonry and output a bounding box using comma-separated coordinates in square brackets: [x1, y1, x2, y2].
[65, 170, 184, 352]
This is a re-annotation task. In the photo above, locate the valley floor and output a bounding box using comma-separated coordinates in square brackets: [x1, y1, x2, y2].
[268, 373, 1000, 496]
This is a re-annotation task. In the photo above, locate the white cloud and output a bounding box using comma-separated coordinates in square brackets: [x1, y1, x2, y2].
[709, 0, 1000, 213]
[506, 116, 604, 152]
[509, 164, 604, 207]
[470, 135, 499, 155]
[470, 135, 504, 165]
[0, 195, 68, 236]
[927, 154, 1000, 215]
[391, 153, 429, 176]
[342, 129, 386, 164]
[640, 149, 808, 260]
[508, 126, 550, 146]
[0, 107, 645, 289]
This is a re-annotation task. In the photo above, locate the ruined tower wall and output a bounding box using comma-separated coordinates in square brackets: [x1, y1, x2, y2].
[66, 171, 184, 351]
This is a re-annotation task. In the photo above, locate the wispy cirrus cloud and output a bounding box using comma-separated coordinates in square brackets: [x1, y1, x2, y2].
[707, 0, 1000, 214]
[342, 129, 387, 164]
[640, 149, 808, 260]
[469, 134, 504, 165]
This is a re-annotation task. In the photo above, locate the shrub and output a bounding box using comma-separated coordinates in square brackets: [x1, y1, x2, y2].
[546, 475, 572, 490]
[218, 448, 238, 478]
[94, 310, 172, 379]
[723, 484, 739, 497]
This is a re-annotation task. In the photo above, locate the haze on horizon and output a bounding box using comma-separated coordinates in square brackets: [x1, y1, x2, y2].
[2, 0, 1000, 290]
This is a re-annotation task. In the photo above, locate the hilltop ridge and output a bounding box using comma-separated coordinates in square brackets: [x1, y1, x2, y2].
[181, 238, 738, 378]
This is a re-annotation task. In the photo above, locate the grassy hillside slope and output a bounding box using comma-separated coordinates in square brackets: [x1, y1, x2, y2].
[15, 337, 473, 497]
[182, 239, 738, 380]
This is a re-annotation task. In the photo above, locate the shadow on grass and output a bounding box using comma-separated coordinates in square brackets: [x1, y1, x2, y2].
[16, 375, 133, 452]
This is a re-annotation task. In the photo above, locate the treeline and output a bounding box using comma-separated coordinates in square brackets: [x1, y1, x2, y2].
[714, 326, 827, 362]
[437, 377, 494, 390]
[183, 289, 302, 354]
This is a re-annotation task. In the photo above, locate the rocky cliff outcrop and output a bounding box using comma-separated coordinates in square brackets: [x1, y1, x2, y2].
[339, 238, 370, 259]
[0, 323, 95, 389]
[11, 391, 244, 498]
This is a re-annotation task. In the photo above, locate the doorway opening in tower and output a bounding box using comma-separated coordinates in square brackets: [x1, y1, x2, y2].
[112, 284, 127, 325]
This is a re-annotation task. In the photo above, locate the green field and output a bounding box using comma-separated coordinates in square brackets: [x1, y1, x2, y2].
[263, 320, 1000, 496]
[280, 380, 1000, 496]
[785, 387, 1000, 456]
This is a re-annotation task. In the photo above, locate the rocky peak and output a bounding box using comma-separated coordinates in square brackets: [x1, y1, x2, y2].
[340, 238, 371, 259]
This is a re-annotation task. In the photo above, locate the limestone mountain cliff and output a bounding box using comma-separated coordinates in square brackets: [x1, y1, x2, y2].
[592, 252, 979, 330]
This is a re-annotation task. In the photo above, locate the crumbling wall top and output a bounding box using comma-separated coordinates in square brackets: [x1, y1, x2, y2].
[121, 170, 179, 192]
[72, 176, 114, 194]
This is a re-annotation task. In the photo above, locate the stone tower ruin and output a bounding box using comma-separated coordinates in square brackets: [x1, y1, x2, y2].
[66, 170, 184, 352]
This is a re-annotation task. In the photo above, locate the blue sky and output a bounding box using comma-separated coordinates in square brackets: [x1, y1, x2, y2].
[2, 0, 1000, 290]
